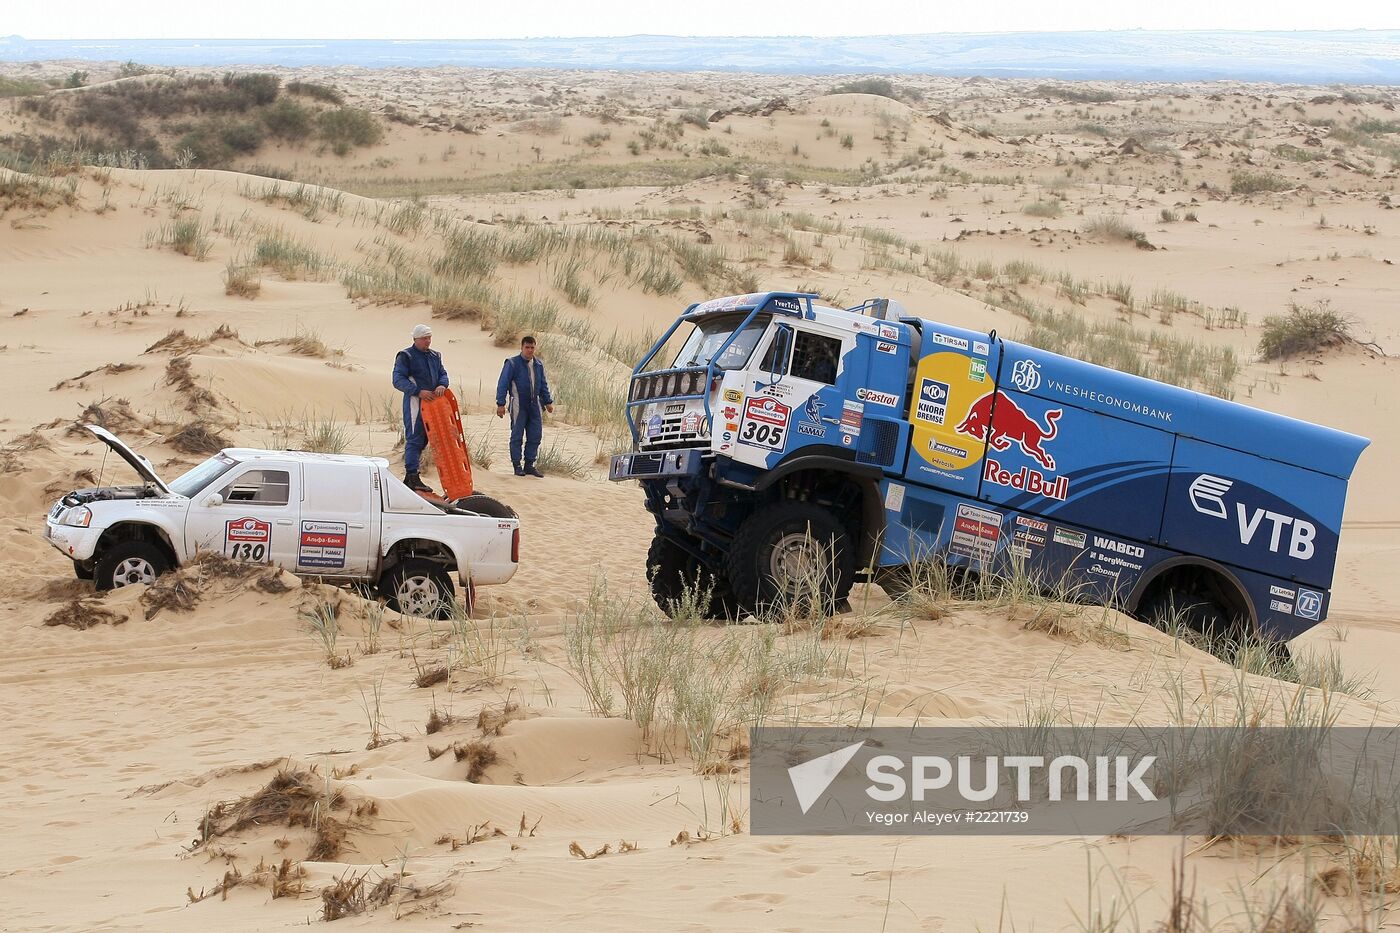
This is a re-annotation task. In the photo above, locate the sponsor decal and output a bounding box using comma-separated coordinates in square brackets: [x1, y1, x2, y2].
[1269, 584, 1296, 600]
[1092, 536, 1145, 559]
[916, 378, 950, 425]
[723, 388, 743, 403]
[878, 324, 899, 340]
[1015, 532, 1047, 548]
[856, 387, 900, 408]
[983, 459, 1069, 501]
[973, 341, 990, 356]
[739, 396, 790, 451]
[840, 400, 864, 437]
[722, 405, 739, 419]
[645, 414, 664, 439]
[1270, 599, 1295, 614]
[929, 440, 968, 459]
[1053, 527, 1087, 549]
[1295, 588, 1323, 621]
[225, 517, 271, 562]
[956, 391, 1062, 470]
[725, 422, 739, 432]
[1016, 515, 1049, 532]
[299, 520, 348, 570]
[950, 504, 1002, 562]
[721, 432, 733, 441]
[841, 434, 853, 446]
[769, 296, 802, 312]
[884, 483, 905, 513]
[876, 341, 898, 355]
[681, 411, 704, 434]
[1045, 378, 1174, 424]
[1188, 474, 1317, 561]
[797, 395, 828, 438]
[665, 402, 686, 415]
[969, 358, 987, 382]
[1009, 358, 1042, 392]
[755, 381, 793, 397]
[932, 332, 970, 351]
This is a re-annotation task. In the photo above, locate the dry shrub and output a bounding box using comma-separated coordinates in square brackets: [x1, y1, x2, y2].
[144, 328, 207, 355]
[167, 422, 229, 454]
[568, 841, 611, 860]
[414, 663, 450, 688]
[164, 357, 218, 411]
[44, 598, 126, 630]
[319, 870, 452, 922]
[187, 856, 306, 903]
[254, 330, 339, 358]
[67, 397, 146, 435]
[452, 740, 498, 782]
[196, 768, 378, 862]
[42, 468, 98, 498]
[141, 551, 290, 620]
[476, 701, 528, 736]
[425, 706, 456, 735]
[52, 362, 139, 391]
[435, 823, 505, 850]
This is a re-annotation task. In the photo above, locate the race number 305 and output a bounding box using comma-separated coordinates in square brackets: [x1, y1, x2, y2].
[225, 517, 271, 561]
[740, 396, 791, 451]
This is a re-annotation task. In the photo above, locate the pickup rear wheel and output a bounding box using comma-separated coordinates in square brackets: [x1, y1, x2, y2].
[383, 559, 455, 619]
[94, 541, 171, 592]
[454, 493, 517, 519]
[726, 502, 854, 617]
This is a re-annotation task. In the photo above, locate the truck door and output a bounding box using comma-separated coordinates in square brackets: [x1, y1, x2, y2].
[726, 323, 854, 469]
[295, 461, 375, 577]
[185, 464, 301, 569]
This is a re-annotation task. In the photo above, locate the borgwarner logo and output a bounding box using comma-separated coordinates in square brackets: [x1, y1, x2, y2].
[787, 741, 1156, 817]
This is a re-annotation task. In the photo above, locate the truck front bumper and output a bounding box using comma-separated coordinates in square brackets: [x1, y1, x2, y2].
[608, 449, 705, 482]
[44, 518, 101, 562]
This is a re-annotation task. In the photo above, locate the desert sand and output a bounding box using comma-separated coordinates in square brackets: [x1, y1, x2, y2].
[1, 66, 1399, 930]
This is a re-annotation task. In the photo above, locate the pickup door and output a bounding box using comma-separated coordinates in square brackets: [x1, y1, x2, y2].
[294, 461, 376, 577]
[185, 464, 302, 569]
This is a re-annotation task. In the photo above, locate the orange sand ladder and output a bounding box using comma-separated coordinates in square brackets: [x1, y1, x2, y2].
[421, 390, 474, 500]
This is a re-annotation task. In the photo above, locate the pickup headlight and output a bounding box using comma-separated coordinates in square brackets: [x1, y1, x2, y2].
[60, 506, 92, 528]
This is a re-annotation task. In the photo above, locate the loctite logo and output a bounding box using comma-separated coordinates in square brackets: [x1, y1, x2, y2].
[983, 460, 1068, 501]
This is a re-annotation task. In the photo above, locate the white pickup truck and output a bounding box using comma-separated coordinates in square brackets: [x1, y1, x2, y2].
[44, 426, 519, 616]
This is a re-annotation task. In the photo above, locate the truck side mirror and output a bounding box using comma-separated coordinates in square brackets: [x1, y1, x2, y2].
[204, 493, 224, 507]
[765, 324, 793, 382]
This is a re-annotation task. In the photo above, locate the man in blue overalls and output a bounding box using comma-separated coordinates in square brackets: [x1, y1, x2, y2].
[392, 323, 449, 492]
[495, 335, 554, 477]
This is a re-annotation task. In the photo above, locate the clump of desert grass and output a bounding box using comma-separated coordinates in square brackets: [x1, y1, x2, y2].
[194, 767, 378, 862]
[44, 597, 126, 630]
[1081, 214, 1154, 249]
[1258, 300, 1355, 361]
[167, 422, 229, 455]
[144, 551, 294, 620]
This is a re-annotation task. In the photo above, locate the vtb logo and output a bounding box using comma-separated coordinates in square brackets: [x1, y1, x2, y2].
[956, 391, 1061, 470]
[1188, 474, 1316, 561]
[1009, 358, 1042, 392]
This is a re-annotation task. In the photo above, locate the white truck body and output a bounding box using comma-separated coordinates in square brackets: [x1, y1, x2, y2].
[44, 427, 518, 608]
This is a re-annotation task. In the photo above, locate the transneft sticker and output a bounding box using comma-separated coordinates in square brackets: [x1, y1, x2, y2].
[950, 504, 1002, 562]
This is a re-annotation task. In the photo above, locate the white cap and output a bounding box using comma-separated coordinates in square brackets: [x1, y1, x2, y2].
[411, 323, 432, 339]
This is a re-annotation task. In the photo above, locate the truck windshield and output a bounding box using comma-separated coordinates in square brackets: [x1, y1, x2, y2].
[168, 454, 239, 497]
[659, 313, 770, 372]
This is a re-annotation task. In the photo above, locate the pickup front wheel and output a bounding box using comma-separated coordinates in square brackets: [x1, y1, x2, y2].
[94, 541, 171, 592]
[382, 558, 456, 619]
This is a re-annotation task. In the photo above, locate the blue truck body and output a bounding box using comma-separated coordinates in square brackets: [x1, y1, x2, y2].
[610, 292, 1368, 638]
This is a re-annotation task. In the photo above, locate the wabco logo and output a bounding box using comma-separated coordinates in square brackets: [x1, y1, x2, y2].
[1188, 474, 1316, 560]
[956, 392, 1062, 470]
[1010, 359, 1042, 392]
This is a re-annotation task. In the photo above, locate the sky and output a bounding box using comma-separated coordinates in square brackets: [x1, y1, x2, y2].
[5, 0, 1397, 40]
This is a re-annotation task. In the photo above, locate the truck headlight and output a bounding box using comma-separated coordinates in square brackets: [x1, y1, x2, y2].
[60, 506, 92, 528]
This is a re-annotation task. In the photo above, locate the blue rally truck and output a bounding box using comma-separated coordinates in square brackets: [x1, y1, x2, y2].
[608, 291, 1368, 640]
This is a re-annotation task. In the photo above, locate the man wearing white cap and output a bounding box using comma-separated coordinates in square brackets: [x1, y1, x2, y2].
[391, 324, 449, 492]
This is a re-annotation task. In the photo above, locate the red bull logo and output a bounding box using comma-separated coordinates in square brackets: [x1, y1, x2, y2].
[955, 391, 1062, 471]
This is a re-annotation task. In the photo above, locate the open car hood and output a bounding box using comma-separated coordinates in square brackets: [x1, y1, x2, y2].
[84, 425, 171, 494]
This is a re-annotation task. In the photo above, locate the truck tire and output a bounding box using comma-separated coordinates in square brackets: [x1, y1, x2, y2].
[73, 559, 95, 581]
[94, 540, 171, 592]
[647, 534, 738, 620]
[454, 493, 517, 519]
[726, 502, 854, 616]
[382, 558, 456, 620]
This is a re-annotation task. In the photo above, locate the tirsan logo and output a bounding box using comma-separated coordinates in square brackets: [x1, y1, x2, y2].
[1187, 474, 1316, 561]
[1010, 359, 1042, 392]
[956, 391, 1062, 470]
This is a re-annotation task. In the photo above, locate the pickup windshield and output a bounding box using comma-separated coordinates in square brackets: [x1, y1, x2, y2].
[169, 454, 239, 497]
[655, 313, 770, 372]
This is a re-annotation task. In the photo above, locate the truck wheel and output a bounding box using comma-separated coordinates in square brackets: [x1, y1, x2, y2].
[647, 534, 739, 620]
[73, 559, 95, 581]
[726, 502, 854, 616]
[454, 493, 518, 519]
[382, 558, 456, 619]
[94, 541, 171, 592]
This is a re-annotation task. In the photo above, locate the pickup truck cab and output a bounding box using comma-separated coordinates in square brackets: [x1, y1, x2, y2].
[45, 426, 519, 616]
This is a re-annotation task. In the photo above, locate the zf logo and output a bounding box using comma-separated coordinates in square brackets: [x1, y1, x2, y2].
[1188, 474, 1316, 561]
[1009, 359, 1041, 392]
[1295, 588, 1323, 620]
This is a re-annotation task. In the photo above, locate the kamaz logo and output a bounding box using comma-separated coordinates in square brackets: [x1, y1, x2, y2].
[1188, 474, 1316, 561]
[1010, 359, 1041, 392]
